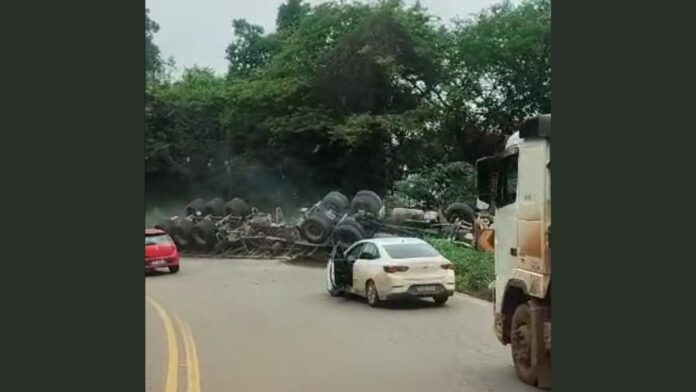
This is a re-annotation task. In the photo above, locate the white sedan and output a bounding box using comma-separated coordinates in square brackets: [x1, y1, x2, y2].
[326, 237, 456, 306]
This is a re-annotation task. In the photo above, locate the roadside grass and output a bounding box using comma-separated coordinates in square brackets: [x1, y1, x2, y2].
[427, 238, 494, 301]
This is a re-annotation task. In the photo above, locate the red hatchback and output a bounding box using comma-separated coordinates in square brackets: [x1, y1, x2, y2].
[145, 228, 180, 273]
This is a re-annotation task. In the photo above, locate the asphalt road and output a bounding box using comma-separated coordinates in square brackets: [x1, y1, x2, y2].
[146, 257, 536, 392]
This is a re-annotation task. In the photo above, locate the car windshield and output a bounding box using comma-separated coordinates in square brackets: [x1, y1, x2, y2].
[382, 243, 440, 259]
[145, 234, 171, 245]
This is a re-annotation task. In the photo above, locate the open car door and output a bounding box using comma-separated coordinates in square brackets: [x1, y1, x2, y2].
[328, 245, 352, 294]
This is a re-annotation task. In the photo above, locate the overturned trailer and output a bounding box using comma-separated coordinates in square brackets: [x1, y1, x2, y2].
[155, 190, 484, 262]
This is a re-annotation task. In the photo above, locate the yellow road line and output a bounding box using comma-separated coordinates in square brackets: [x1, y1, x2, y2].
[146, 296, 179, 392]
[175, 314, 202, 392]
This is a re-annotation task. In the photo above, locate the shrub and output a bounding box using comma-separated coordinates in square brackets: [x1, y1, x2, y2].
[428, 238, 494, 299]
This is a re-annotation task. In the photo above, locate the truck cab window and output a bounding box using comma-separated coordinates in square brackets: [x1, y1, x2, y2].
[496, 154, 518, 207]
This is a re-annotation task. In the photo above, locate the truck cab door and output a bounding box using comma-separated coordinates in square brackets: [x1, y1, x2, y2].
[492, 152, 520, 314]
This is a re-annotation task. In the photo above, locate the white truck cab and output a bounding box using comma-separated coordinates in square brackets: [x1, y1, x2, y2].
[476, 114, 551, 389]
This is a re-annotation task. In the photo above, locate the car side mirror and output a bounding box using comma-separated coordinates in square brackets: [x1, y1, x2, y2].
[347, 255, 356, 263]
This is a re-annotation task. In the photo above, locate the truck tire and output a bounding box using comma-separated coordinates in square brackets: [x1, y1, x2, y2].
[185, 198, 205, 217]
[445, 202, 475, 224]
[191, 219, 217, 250]
[203, 197, 225, 216]
[350, 191, 383, 216]
[172, 220, 194, 249]
[154, 219, 176, 234]
[338, 217, 366, 236]
[321, 191, 349, 213]
[355, 190, 382, 206]
[511, 303, 538, 386]
[333, 223, 364, 245]
[225, 198, 251, 217]
[300, 214, 334, 244]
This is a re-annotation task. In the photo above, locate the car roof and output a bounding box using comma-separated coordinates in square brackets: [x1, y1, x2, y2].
[145, 228, 166, 236]
[361, 237, 427, 246]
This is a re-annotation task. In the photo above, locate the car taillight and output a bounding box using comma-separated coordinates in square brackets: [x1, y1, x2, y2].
[384, 265, 409, 273]
[441, 263, 453, 270]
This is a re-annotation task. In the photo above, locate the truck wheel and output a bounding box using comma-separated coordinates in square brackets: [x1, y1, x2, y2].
[203, 197, 225, 216]
[351, 191, 383, 216]
[338, 217, 366, 236]
[511, 303, 538, 386]
[185, 199, 205, 216]
[172, 220, 194, 249]
[445, 202, 475, 224]
[322, 191, 349, 213]
[224, 198, 251, 217]
[333, 223, 364, 246]
[191, 219, 217, 250]
[300, 215, 334, 244]
[154, 219, 176, 234]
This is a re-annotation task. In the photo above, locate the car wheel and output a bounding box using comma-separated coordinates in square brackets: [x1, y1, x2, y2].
[433, 295, 449, 305]
[169, 265, 179, 274]
[366, 280, 381, 307]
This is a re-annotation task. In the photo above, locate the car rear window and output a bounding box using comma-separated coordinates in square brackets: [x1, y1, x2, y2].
[382, 243, 439, 259]
[145, 234, 171, 245]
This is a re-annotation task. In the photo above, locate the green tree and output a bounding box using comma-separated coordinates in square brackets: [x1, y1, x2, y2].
[435, 0, 551, 162]
[276, 0, 311, 31]
[146, 8, 164, 83]
[147, 0, 551, 207]
[226, 20, 280, 79]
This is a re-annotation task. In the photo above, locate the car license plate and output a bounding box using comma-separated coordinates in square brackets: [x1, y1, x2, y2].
[150, 260, 166, 266]
[415, 285, 437, 293]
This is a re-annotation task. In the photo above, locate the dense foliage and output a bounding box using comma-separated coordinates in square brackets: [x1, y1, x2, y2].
[429, 238, 495, 298]
[145, 0, 550, 208]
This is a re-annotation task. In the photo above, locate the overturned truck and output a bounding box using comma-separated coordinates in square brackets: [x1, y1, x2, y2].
[155, 191, 482, 262]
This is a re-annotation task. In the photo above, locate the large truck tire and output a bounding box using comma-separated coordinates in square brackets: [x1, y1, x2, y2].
[154, 219, 176, 234]
[321, 191, 350, 213]
[225, 198, 251, 217]
[510, 302, 550, 388]
[203, 197, 225, 216]
[300, 214, 334, 244]
[185, 199, 205, 217]
[333, 223, 364, 246]
[171, 220, 194, 249]
[350, 190, 383, 216]
[445, 202, 475, 224]
[191, 219, 217, 250]
[338, 217, 366, 236]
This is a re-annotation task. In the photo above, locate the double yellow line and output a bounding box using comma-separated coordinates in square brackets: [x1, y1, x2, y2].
[147, 296, 202, 392]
